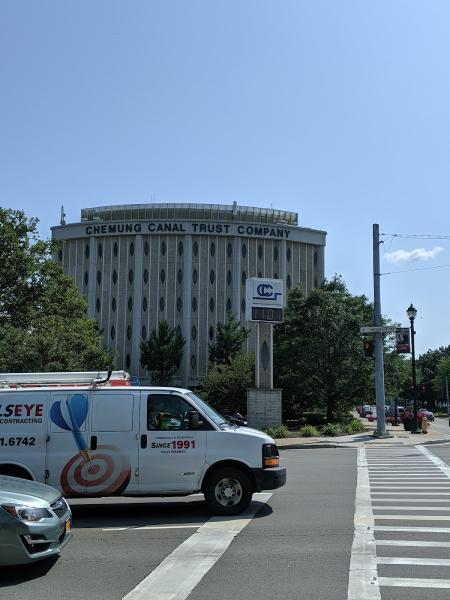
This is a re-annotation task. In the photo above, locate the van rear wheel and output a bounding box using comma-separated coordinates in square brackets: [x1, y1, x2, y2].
[204, 467, 252, 516]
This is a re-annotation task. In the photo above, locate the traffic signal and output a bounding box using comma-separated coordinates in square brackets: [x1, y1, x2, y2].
[363, 340, 374, 359]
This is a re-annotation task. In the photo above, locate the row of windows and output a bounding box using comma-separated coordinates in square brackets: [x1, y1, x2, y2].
[83, 241, 319, 264]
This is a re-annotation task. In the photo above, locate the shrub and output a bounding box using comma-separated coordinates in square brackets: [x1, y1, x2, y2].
[262, 424, 289, 438]
[303, 412, 327, 426]
[347, 419, 366, 433]
[299, 424, 319, 437]
[321, 423, 342, 436]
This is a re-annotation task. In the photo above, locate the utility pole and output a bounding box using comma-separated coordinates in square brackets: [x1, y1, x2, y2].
[373, 224, 388, 437]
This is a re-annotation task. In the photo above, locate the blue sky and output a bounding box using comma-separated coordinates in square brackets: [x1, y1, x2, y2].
[1, 1, 449, 355]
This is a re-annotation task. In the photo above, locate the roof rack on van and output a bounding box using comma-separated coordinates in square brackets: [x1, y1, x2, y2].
[0, 370, 130, 388]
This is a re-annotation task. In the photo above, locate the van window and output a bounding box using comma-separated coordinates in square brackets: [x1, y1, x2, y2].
[147, 394, 212, 431]
[92, 394, 134, 432]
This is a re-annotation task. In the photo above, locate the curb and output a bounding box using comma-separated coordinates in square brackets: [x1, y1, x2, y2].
[277, 436, 450, 450]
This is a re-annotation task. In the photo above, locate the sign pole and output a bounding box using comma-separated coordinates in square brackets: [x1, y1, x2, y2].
[373, 224, 388, 437]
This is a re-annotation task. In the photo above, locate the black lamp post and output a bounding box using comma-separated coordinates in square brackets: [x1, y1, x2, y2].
[407, 303, 420, 434]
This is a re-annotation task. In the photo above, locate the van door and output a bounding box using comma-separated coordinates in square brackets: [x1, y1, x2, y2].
[138, 392, 209, 493]
[46, 390, 91, 495]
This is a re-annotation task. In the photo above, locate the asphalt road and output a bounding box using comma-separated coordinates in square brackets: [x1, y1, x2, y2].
[4, 444, 450, 600]
[0, 449, 357, 600]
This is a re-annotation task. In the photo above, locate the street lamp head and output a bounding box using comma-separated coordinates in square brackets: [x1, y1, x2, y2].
[407, 303, 417, 320]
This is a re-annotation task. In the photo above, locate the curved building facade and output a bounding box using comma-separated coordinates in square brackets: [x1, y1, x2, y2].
[52, 203, 326, 386]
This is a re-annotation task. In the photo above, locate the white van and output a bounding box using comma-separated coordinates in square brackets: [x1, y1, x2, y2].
[0, 371, 286, 515]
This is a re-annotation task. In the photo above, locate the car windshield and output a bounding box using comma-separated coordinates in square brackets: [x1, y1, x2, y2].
[185, 392, 228, 427]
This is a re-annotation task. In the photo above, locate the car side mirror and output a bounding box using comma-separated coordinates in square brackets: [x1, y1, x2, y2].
[188, 411, 200, 429]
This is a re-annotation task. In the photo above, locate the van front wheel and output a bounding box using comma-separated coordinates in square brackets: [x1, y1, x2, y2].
[204, 467, 253, 515]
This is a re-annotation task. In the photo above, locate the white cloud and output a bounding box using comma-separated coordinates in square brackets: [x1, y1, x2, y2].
[384, 246, 444, 263]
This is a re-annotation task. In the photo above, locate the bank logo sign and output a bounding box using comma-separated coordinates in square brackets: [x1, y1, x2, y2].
[245, 278, 284, 323]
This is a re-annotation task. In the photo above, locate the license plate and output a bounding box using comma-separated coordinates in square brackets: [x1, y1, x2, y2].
[65, 518, 71, 534]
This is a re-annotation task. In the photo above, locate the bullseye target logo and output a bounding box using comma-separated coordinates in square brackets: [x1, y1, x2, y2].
[61, 445, 131, 497]
[50, 394, 131, 497]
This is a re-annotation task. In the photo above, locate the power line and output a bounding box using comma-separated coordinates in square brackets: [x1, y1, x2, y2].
[381, 263, 450, 276]
[381, 233, 450, 240]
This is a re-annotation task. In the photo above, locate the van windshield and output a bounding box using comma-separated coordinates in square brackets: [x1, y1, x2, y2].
[186, 392, 228, 427]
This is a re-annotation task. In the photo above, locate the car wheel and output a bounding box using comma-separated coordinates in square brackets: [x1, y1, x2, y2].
[204, 467, 253, 516]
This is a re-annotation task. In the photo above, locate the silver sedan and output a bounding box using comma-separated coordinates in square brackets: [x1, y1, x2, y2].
[0, 475, 72, 566]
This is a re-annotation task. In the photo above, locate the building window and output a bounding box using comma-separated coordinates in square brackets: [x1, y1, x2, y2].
[143, 269, 149, 284]
[96, 298, 101, 312]
[242, 243, 247, 258]
[287, 274, 292, 289]
[177, 297, 182, 312]
[142, 297, 148, 312]
[241, 271, 246, 286]
[209, 297, 215, 312]
[191, 354, 197, 370]
[273, 273, 278, 279]
[258, 271, 262, 277]
[127, 325, 132, 340]
[129, 269, 134, 284]
[159, 297, 165, 312]
[142, 325, 147, 340]
[144, 241, 149, 256]
[287, 247, 291, 262]
[210, 269, 215, 285]
[209, 242, 216, 257]
[226, 298, 232, 311]
[192, 325, 197, 340]
[274, 246, 279, 261]
[130, 242, 134, 256]
[97, 271, 102, 285]
[241, 299, 246, 314]
[176, 325, 182, 337]
[161, 241, 166, 256]
[58, 249, 63, 262]
[258, 245, 263, 260]
[209, 326, 214, 341]
[314, 277, 318, 288]
[227, 243, 232, 258]
[125, 354, 131, 369]
[178, 241, 183, 256]
[177, 269, 183, 284]
[193, 241, 198, 256]
[128, 297, 133, 312]
[160, 269, 165, 284]
[113, 242, 118, 257]
[98, 243, 103, 258]
[85, 244, 90, 259]
[227, 270, 232, 286]
[314, 251, 318, 266]
[192, 297, 197, 312]
[193, 269, 198, 284]
[84, 271, 89, 286]
[110, 326, 116, 340]
[112, 297, 116, 312]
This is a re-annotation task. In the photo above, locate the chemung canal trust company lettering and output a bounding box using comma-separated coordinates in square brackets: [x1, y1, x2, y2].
[84, 221, 291, 238]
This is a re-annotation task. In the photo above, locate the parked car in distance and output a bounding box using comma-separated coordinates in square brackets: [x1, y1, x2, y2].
[360, 405, 373, 418]
[419, 408, 435, 422]
[0, 475, 72, 566]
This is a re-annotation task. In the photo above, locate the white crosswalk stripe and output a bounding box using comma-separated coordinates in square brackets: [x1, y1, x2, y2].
[348, 445, 450, 598]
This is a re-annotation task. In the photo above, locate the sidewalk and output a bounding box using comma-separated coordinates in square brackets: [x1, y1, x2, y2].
[274, 420, 450, 449]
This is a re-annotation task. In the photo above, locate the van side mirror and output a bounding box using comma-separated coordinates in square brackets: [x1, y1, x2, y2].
[188, 411, 200, 429]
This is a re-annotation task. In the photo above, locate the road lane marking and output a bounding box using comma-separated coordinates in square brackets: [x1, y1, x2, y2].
[374, 515, 450, 520]
[377, 556, 450, 566]
[347, 447, 380, 600]
[375, 526, 450, 533]
[378, 578, 450, 588]
[373, 499, 450, 503]
[371, 491, 450, 495]
[122, 494, 272, 600]
[103, 524, 203, 532]
[376, 540, 450, 548]
[373, 506, 450, 511]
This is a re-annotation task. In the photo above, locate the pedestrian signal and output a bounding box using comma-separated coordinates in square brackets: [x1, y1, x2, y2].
[363, 340, 374, 358]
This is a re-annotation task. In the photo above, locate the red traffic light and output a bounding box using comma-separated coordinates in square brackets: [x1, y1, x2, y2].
[363, 340, 374, 358]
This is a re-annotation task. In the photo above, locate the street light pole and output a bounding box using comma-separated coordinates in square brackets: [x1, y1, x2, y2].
[407, 303, 420, 434]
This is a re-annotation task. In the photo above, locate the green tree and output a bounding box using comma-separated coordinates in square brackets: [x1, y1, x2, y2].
[198, 352, 254, 415]
[274, 277, 374, 422]
[208, 310, 249, 365]
[418, 346, 450, 407]
[433, 356, 450, 402]
[140, 320, 185, 385]
[0, 208, 115, 372]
